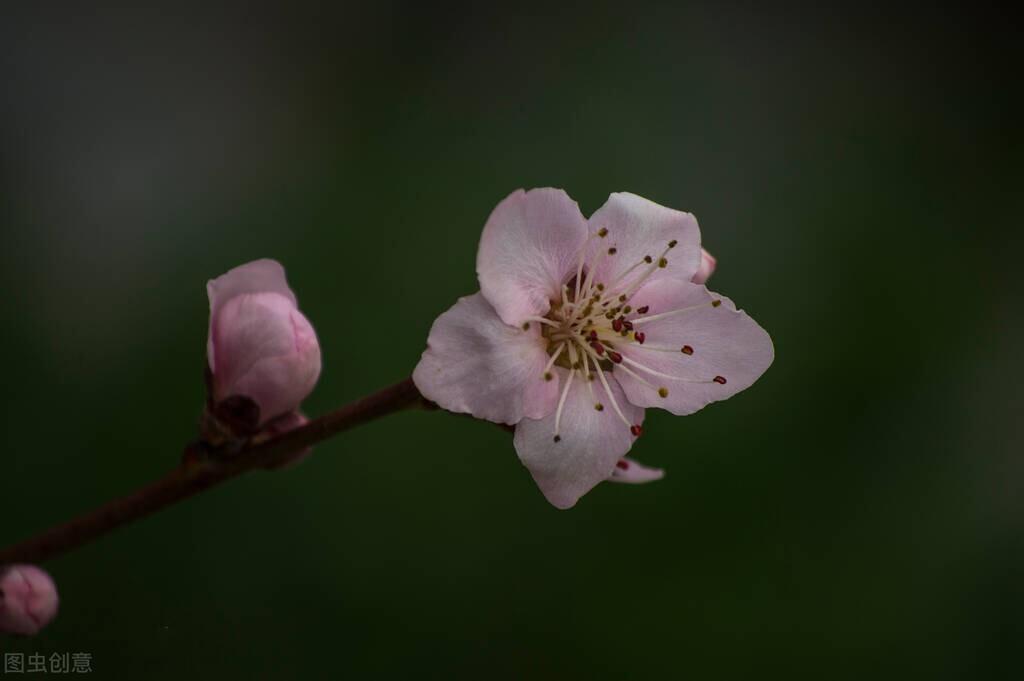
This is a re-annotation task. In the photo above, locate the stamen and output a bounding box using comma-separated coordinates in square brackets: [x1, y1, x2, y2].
[681, 345, 694, 355]
[522, 315, 561, 328]
[634, 332, 646, 344]
[630, 424, 643, 437]
[543, 343, 566, 376]
[553, 368, 576, 442]
[713, 375, 727, 384]
[631, 300, 720, 325]
[580, 349, 633, 429]
[608, 351, 623, 364]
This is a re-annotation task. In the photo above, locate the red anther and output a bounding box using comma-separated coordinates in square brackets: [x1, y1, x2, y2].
[590, 341, 605, 355]
[616, 459, 630, 470]
[608, 351, 623, 364]
[681, 345, 693, 355]
[713, 375, 727, 384]
[588, 330, 598, 341]
[612, 318, 623, 332]
[636, 305, 649, 314]
[622, 320, 634, 331]
[630, 424, 643, 437]
[634, 332, 646, 344]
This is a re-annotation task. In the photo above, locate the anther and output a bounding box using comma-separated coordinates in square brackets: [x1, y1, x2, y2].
[711, 300, 722, 307]
[618, 294, 627, 302]
[588, 330, 598, 341]
[608, 247, 617, 255]
[644, 255, 653, 264]
[630, 424, 643, 437]
[657, 387, 669, 398]
[658, 257, 668, 268]
[634, 332, 646, 344]
[622, 305, 632, 314]
[637, 306, 649, 314]
[596, 283, 605, 292]
[553, 435, 562, 443]
[622, 320, 634, 331]
[616, 460, 630, 470]
[608, 351, 623, 364]
[597, 228, 608, 237]
[681, 345, 693, 355]
[544, 372, 553, 381]
[713, 375, 727, 384]
[590, 341, 605, 355]
[668, 239, 677, 248]
[612, 318, 623, 332]
[522, 322, 530, 330]
[594, 403, 604, 411]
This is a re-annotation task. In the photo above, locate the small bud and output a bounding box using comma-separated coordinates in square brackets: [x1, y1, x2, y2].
[207, 260, 322, 430]
[0, 565, 59, 636]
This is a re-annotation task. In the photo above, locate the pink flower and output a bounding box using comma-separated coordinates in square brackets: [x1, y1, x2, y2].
[414, 189, 773, 509]
[207, 259, 322, 431]
[0, 565, 59, 636]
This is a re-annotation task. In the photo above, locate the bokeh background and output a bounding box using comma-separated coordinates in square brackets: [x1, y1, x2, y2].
[1, 3, 1020, 679]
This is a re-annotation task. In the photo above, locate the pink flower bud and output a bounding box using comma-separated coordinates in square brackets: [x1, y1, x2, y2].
[691, 248, 717, 284]
[207, 259, 321, 427]
[0, 565, 59, 636]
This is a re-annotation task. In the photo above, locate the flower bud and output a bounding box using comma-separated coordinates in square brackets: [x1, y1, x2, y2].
[0, 565, 59, 636]
[207, 259, 321, 428]
[692, 248, 717, 284]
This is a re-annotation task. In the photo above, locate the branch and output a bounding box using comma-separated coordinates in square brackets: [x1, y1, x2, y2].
[0, 377, 423, 565]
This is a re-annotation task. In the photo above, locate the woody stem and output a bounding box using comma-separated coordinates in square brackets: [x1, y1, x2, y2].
[0, 377, 425, 566]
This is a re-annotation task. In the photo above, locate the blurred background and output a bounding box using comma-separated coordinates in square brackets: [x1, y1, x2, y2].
[1, 3, 1020, 678]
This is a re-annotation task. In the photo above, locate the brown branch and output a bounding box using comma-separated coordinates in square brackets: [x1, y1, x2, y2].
[0, 377, 424, 565]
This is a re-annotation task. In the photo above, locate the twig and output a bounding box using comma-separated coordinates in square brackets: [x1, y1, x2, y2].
[0, 377, 423, 565]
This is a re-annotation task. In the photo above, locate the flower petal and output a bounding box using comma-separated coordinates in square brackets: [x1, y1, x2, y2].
[613, 277, 773, 415]
[608, 457, 665, 484]
[514, 370, 644, 509]
[413, 292, 559, 425]
[587, 192, 702, 291]
[692, 248, 717, 284]
[476, 188, 589, 327]
[207, 259, 297, 372]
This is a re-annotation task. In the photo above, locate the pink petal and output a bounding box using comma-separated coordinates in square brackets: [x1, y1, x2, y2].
[692, 248, 717, 284]
[613, 277, 773, 416]
[587, 192, 702, 291]
[608, 457, 665, 484]
[476, 188, 589, 327]
[413, 292, 560, 425]
[206, 259, 298, 373]
[211, 293, 321, 423]
[513, 370, 644, 509]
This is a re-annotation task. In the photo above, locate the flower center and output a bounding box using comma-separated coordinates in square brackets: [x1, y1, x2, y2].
[521, 227, 727, 443]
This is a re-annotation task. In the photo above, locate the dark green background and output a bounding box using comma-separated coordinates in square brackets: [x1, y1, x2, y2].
[1, 3, 1020, 679]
